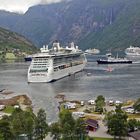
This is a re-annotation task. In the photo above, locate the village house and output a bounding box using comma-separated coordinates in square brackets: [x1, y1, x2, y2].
[86, 119, 99, 132]
[128, 131, 140, 140]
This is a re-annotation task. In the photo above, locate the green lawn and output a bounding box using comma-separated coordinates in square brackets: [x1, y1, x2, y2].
[128, 113, 140, 119]
[93, 137, 113, 140]
[5, 53, 16, 59]
[3, 106, 15, 114]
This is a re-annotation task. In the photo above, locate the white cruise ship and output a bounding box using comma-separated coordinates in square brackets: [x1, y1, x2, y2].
[85, 48, 100, 54]
[28, 41, 87, 83]
[125, 46, 140, 56]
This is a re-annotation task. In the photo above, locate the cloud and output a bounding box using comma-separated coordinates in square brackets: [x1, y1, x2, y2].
[0, 0, 63, 14]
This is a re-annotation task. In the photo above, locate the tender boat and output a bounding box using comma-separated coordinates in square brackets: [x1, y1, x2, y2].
[24, 55, 32, 61]
[97, 53, 132, 64]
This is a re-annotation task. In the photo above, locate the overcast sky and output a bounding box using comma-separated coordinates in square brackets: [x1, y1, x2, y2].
[0, 0, 63, 14]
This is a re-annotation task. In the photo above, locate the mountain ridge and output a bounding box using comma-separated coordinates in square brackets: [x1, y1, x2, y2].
[0, 27, 37, 53]
[0, 0, 139, 51]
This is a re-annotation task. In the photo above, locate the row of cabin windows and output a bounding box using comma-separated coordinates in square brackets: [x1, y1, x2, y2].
[53, 58, 83, 66]
[32, 66, 47, 68]
[32, 64, 48, 66]
[34, 58, 48, 61]
[30, 69, 48, 73]
[53, 61, 83, 72]
[33, 61, 48, 64]
[53, 55, 83, 64]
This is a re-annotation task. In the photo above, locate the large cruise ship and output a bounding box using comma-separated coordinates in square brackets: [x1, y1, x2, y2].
[125, 46, 140, 56]
[28, 41, 87, 83]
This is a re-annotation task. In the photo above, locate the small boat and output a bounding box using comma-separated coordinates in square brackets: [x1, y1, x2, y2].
[24, 55, 32, 61]
[106, 67, 113, 72]
[97, 53, 132, 64]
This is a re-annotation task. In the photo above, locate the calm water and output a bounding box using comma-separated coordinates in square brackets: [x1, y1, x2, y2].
[0, 55, 140, 121]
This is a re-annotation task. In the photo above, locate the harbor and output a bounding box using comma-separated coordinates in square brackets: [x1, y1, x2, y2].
[0, 55, 140, 122]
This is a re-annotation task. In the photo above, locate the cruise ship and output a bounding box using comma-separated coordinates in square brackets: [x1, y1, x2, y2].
[28, 41, 87, 83]
[125, 46, 140, 56]
[85, 48, 100, 54]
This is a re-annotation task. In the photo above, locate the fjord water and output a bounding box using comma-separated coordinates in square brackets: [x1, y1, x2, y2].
[0, 55, 140, 121]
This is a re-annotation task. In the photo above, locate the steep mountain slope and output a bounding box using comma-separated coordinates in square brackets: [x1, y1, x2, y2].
[0, 0, 139, 51]
[0, 11, 21, 30]
[79, 0, 140, 51]
[13, 0, 124, 47]
[0, 27, 36, 52]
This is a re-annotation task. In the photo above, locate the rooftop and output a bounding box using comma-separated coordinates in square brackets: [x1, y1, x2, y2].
[128, 131, 140, 140]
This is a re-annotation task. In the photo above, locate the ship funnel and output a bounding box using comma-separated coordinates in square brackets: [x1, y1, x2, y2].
[70, 42, 75, 49]
[53, 41, 61, 51]
[46, 45, 48, 50]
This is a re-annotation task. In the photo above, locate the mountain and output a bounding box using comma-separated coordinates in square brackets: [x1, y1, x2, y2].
[0, 0, 139, 51]
[0, 27, 36, 52]
[79, 0, 140, 51]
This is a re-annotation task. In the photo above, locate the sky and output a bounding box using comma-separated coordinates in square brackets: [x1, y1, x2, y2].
[0, 0, 63, 14]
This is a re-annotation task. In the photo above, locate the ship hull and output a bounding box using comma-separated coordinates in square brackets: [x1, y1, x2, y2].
[125, 53, 140, 56]
[97, 60, 132, 64]
[28, 63, 86, 83]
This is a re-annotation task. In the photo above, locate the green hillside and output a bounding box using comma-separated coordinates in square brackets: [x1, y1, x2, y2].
[0, 27, 37, 53]
[79, 0, 140, 52]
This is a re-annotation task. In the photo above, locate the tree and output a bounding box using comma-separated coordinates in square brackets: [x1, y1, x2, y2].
[34, 109, 48, 140]
[106, 105, 128, 139]
[127, 119, 138, 132]
[58, 109, 87, 140]
[133, 98, 140, 112]
[0, 119, 14, 140]
[95, 95, 105, 114]
[10, 108, 35, 139]
[50, 122, 61, 140]
[74, 118, 87, 140]
[59, 109, 75, 139]
[95, 95, 105, 104]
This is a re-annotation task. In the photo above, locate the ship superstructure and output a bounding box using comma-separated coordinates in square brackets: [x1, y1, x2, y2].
[28, 41, 87, 83]
[125, 46, 140, 56]
[97, 53, 132, 64]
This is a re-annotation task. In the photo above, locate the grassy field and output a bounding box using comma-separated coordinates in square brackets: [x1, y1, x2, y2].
[128, 113, 140, 119]
[5, 53, 16, 59]
[3, 106, 15, 114]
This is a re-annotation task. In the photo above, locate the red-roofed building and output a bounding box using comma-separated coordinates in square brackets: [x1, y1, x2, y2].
[86, 119, 99, 132]
[128, 131, 140, 140]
